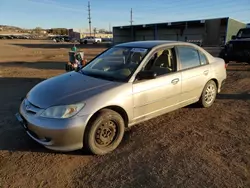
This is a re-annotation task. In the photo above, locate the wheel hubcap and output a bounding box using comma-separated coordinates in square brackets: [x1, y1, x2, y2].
[205, 84, 216, 104]
[95, 121, 117, 147]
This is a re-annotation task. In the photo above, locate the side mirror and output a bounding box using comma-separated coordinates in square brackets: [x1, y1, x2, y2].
[231, 35, 236, 40]
[136, 70, 157, 80]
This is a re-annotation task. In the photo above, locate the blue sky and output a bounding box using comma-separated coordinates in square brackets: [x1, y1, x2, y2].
[0, 0, 249, 29]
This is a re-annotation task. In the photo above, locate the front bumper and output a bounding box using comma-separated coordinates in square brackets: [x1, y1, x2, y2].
[15, 101, 90, 152]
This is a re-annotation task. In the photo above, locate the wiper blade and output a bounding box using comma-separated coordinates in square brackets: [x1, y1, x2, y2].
[78, 68, 85, 75]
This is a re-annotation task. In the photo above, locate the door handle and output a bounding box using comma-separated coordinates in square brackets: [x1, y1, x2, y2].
[203, 70, 209, 75]
[171, 78, 179, 85]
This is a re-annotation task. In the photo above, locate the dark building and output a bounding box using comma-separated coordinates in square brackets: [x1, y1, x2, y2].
[113, 17, 246, 46]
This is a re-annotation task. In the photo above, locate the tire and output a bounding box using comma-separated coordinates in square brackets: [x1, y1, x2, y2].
[199, 80, 217, 108]
[84, 109, 125, 155]
[84, 40, 87, 44]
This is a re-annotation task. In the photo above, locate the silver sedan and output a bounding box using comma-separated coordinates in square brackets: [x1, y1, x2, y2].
[16, 41, 227, 155]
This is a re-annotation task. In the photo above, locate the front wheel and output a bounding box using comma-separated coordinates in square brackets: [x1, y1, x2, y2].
[199, 80, 217, 108]
[84, 109, 125, 155]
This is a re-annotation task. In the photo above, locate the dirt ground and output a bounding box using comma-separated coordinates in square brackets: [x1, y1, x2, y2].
[0, 39, 249, 188]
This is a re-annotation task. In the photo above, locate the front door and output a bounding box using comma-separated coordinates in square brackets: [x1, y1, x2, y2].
[132, 47, 182, 122]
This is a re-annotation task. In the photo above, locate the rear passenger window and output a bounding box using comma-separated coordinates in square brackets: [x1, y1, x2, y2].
[199, 51, 208, 65]
[177, 46, 200, 70]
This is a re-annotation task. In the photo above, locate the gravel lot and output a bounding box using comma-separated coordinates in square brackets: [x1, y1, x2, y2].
[0, 40, 249, 188]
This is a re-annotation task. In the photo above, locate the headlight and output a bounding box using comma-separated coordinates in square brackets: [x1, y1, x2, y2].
[40, 103, 85, 119]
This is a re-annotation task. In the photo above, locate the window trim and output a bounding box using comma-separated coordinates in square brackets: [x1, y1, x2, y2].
[176, 45, 208, 71]
[198, 50, 209, 65]
[144, 46, 177, 71]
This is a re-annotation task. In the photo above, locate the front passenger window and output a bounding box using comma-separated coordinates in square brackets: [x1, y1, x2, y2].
[144, 48, 177, 76]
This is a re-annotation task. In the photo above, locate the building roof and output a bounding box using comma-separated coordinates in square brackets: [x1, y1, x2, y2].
[116, 40, 181, 48]
[113, 17, 230, 28]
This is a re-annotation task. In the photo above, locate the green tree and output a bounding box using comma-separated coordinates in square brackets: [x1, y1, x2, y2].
[34, 27, 42, 34]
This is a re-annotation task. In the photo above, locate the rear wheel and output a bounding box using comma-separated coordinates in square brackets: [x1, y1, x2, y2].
[84, 109, 125, 155]
[199, 80, 217, 108]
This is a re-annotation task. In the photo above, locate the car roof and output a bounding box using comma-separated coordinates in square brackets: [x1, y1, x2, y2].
[115, 40, 183, 48]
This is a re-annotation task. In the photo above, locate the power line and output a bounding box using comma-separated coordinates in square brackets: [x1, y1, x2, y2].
[88, 1, 92, 36]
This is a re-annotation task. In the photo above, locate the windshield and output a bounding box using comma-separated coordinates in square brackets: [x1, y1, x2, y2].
[237, 29, 250, 38]
[81, 46, 149, 82]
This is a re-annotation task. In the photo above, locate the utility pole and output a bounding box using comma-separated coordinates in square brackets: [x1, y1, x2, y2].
[109, 23, 111, 33]
[88, 1, 92, 36]
[130, 8, 133, 26]
[93, 28, 96, 37]
[130, 8, 134, 41]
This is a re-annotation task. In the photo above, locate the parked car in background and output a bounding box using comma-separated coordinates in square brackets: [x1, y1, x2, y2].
[101, 37, 113, 43]
[15, 40, 227, 155]
[219, 27, 250, 64]
[52, 36, 70, 42]
[80, 36, 102, 44]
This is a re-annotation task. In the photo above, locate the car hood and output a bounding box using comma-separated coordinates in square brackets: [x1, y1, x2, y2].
[26, 71, 119, 109]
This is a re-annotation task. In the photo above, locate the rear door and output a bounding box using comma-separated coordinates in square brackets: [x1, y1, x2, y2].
[176, 46, 211, 106]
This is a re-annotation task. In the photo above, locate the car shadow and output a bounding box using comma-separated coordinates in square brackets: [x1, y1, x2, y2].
[226, 63, 250, 71]
[217, 92, 250, 100]
[182, 91, 250, 109]
[1, 61, 66, 70]
[0, 53, 97, 71]
[226, 68, 250, 72]
[11, 42, 112, 49]
[184, 103, 201, 109]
